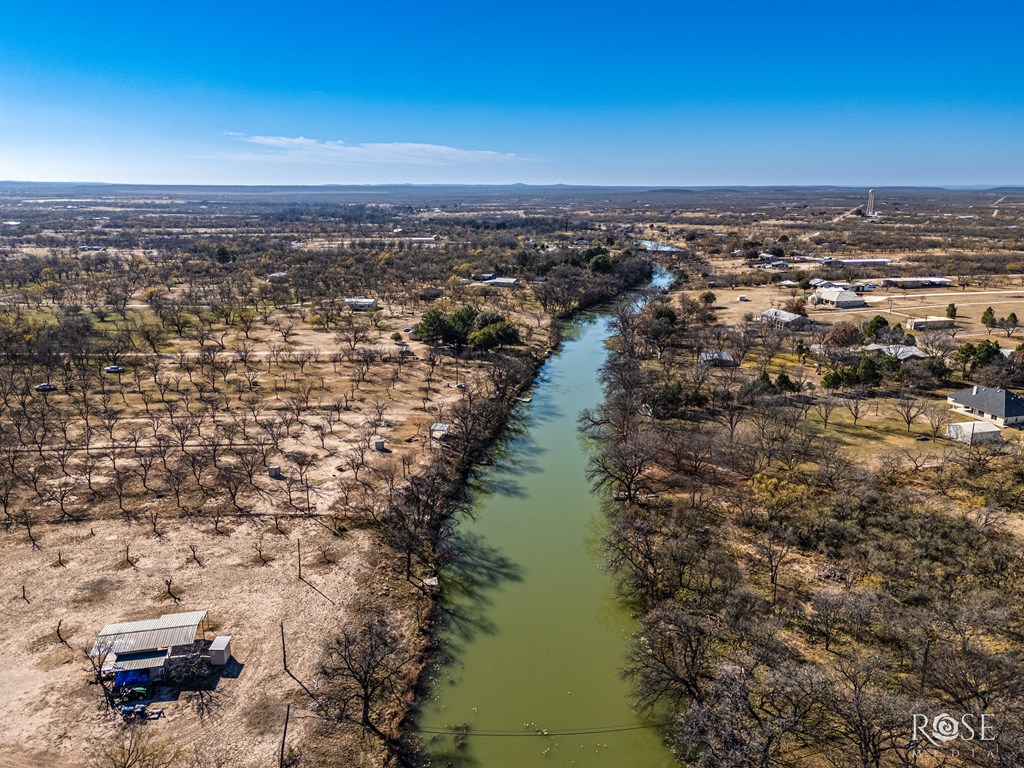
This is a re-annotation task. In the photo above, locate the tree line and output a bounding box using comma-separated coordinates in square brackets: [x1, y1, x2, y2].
[584, 292, 1024, 767]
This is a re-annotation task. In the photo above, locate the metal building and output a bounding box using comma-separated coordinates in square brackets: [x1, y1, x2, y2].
[91, 610, 210, 681]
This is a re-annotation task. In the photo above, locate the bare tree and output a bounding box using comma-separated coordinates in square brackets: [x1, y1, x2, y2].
[924, 404, 951, 440]
[757, 529, 793, 608]
[90, 726, 179, 768]
[892, 395, 926, 433]
[842, 389, 869, 427]
[624, 605, 718, 711]
[585, 428, 660, 504]
[812, 393, 839, 429]
[320, 612, 415, 747]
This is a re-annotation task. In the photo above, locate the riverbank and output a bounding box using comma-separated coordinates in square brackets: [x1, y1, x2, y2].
[297, 265, 661, 767]
[407, 268, 673, 768]
[301, 264, 663, 767]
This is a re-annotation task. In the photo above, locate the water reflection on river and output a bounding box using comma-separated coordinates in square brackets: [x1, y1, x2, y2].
[419, 275, 675, 768]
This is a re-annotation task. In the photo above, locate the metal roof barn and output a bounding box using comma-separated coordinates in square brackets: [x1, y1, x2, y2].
[105, 650, 171, 672]
[92, 610, 208, 656]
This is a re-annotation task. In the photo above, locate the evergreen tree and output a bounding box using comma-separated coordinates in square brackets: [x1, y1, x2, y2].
[982, 306, 996, 332]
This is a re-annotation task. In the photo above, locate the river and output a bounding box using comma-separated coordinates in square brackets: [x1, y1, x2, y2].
[418, 274, 675, 768]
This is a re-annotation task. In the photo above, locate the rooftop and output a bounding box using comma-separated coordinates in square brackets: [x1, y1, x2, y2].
[862, 343, 930, 361]
[699, 350, 735, 364]
[92, 610, 208, 656]
[815, 288, 863, 301]
[952, 421, 1002, 435]
[760, 308, 805, 323]
[881, 276, 952, 284]
[105, 649, 170, 672]
[949, 386, 1024, 419]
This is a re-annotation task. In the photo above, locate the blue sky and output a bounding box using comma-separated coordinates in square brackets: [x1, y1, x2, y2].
[0, 1, 1021, 185]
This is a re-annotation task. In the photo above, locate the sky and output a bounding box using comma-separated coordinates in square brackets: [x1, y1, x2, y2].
[0, 1, 1021, 186]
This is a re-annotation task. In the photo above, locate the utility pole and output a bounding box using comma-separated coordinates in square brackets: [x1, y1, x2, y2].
[279, 703, 291, 768]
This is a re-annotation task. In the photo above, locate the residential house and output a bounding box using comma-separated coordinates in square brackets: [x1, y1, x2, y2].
[809, 288, 867, 309]
[760, 309, 811, 330]
[947, 386, 1024, 428]
[698, 350, 736, 367]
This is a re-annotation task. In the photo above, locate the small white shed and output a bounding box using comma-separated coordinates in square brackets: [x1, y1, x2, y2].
[947, 421, 1002, 445]
[209, 636, 232, 666]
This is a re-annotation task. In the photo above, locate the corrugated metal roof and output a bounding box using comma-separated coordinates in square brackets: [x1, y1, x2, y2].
[94, 626, 200, 655]
[92, 610, 207, 656]
[98, 610, 207, 637]
[105, 650, 169, 672]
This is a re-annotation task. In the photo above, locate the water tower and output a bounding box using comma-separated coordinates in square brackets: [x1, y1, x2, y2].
[866, 189, 876, 216]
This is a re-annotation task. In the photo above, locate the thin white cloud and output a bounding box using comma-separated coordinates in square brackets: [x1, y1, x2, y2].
[228, 133, 520, 165]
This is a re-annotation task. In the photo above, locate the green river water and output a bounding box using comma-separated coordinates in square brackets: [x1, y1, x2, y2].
[419, 283, 676, 768]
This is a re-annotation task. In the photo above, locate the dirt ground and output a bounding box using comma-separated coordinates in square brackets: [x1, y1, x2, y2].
[0, 288, 546, 767]
[0, 518, 390, 768]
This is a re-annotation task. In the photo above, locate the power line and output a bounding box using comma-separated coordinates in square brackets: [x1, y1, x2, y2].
[288, 705, 674, 739]
[415, 721, 673, 737]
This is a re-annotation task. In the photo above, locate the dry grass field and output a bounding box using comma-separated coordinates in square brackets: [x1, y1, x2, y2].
[2, 184, 1023, 766]
[2, 521, 381, 768]
[0, 287, 547, 767]
[702, 280, 1024, 351]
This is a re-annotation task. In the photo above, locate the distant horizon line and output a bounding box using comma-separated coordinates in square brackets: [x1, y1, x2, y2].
[2, 180, 1023, 191]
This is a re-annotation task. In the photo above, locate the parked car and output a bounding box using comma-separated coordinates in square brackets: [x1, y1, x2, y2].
[104, 365, 125, 374]
[737, 294, 750, 302]
[34, 383, 57, 392]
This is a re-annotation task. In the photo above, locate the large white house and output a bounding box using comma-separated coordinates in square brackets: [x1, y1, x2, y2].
[809, 288, 867, 309]
[760, 308, 811, 330]
[947, 386, 1024, 428]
